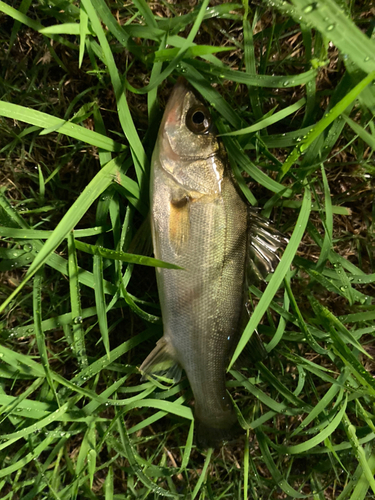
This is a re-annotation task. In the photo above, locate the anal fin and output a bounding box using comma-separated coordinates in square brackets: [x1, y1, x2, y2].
[139, 337, 182, 384]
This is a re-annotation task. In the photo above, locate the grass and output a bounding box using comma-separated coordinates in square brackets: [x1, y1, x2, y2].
[0, 0, 374, 498]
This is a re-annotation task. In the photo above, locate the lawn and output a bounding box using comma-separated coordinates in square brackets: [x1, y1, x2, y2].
[0, 0, 374, 498]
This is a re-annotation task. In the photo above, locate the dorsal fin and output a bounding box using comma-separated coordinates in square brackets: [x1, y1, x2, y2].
[247, 208, 288, 282]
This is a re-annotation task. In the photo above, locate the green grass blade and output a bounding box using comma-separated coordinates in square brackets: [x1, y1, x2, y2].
[256, 430, 308, 498]
[280, 71, 375, 178]
[0, 158, 119, 314]
[74, 240, 181, 269]
[67, 232, 88, 369]
[289, 0, 375, 74]
[0, 102, 124, 152]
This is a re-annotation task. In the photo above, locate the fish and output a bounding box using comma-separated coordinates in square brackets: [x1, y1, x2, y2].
[140, 78, 288, 448]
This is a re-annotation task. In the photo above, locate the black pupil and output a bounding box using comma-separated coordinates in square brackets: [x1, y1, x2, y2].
[192, 111, 205, 125]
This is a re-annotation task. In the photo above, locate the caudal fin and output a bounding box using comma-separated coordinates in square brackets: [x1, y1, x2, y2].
[195, 418, 242, 449]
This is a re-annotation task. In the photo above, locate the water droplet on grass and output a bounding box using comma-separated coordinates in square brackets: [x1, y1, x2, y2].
[303, 3, 318, 13]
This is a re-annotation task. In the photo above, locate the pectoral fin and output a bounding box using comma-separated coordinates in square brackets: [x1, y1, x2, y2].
[139, 337, 182, 384]
[247, 208, 289, 282]
[169, 196, 191, 255]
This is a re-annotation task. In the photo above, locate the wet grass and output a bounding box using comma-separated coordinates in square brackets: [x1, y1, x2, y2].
[0, 0, 374, 498]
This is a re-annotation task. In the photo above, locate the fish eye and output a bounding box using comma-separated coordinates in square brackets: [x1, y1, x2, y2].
[186, 105, 212, 134]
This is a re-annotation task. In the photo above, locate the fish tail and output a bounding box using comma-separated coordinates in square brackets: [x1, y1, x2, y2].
[195, 417, 242, 449]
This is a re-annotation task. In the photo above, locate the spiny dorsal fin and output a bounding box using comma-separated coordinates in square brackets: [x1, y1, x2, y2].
[247, 208, 288, 282]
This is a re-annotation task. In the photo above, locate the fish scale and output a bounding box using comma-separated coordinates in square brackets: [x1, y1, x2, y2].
[140, 78, 287, 447]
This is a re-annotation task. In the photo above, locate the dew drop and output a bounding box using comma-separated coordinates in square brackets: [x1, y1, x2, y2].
[326, 24, 335, 31]
[303, 3, 318, 14]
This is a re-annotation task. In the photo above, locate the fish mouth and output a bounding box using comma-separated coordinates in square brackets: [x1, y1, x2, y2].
[162, 77, 190, 128]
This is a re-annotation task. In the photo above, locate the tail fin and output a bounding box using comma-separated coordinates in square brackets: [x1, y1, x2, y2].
[195, 418, 242, 449]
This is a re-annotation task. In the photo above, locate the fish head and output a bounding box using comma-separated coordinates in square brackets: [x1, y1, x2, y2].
[157, 78, 224, 194]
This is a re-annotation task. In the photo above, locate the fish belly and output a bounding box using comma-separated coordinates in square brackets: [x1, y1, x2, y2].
[152, 160, 248, 439]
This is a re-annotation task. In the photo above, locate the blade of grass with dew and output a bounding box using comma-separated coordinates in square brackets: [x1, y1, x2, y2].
[316, 165, 333, 271]
[229, 185, 311, 369]
[242, 3, 262, 121]
[256, 430, 308, 498]
[8, 0, 32, 50]
[257, 363, 310, 409]
[153, 44, 233, 63]
[312, 299, 369, 353]
[309, 297, 375, 395]
[191, 448, 213, 500]
[342, 114, 375, 150]
[0, 156, 122, 314]
[116, 413, 179, 498]
[104, 465, 113, 500]
[73, 240, 181, 269]
[221, 98, 306, 136]
[289, 0, 375, 74]
[279, 71, 375, 179]
[67, 232, 88, 370]
[0, 378, 44, 424]
[87, 427, 97, 490]
[93, 252, 109, 358]
[0, 225, 107, 239]
[0, 343, 116, 405]
[276, 200, 350, 215]
[190, 58, 318, 88]
[342, 413, 375, 495]
[306, 221, 367, 277]
[73, 423, 92, 498]
[222, 134, 293, 196]
[122, 399, 193, 421]
[231, 371, 297, 415]
[350, 449, 375, 500]
[291, 368, 350, 437]
[81, 0, 148, 187]
[178, 421, 194, 474]
[284, 277, 328, 355]
[33, 267, 60, 406]
[0, 102, 124, 152]
[0, 0, 76, 49]
[123, 0, 211, 96]
[38, 22, 89, 35]
[268, 398, 347, 455]
[0, 433, 56, 479]
[70, 327, 157, 387]
[266, 286, 290, 352]
[0, 396, 81, 450]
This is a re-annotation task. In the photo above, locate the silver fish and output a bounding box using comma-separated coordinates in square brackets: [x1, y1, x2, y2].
[140, 78, 287, 447]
